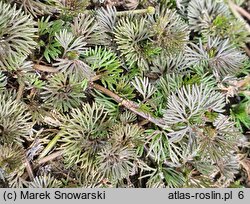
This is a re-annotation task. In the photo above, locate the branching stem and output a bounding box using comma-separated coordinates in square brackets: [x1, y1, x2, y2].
[92, 82, 166, 127]
[32, 64, 166, 127]
[33, 64, 58, 73]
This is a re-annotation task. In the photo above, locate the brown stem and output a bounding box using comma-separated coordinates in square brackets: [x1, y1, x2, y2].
[90, 74, 102, 82]
[32, 64, 166, 127]
[33, 64, 58, 73]
[22, 150, 63, 181]
[92, 82, 166, 127]
[234, 4, 250, 21]
[244, 47, 250, 57]
[16, 81, 25, 101]
[138, 119, 150, 126]
[37, 150, 63, 165]
[92, 82, 126, 104]
[25, 158, 34, 181]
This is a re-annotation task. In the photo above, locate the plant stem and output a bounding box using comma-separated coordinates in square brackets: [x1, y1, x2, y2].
[244, 46, 250, 57]
[33, 64, 58, 73]
[138, 119, 150, 126]
[233, 4, 250, 21]
[32, 64, 167, 127]
[83, 6, 155, 16]
[92, 82, 166, 127]
[116, 6, 155, 16]
[16, 79, 25, 101]
[23, 151, 63, 181]
[90, 74, 103, 82]
[38, 133, 62, 160]
[37, 150, 63, 165]
[24, 158, 34, 181]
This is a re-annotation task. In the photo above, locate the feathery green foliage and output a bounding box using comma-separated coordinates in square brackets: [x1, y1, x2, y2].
[149, 6, 189, 54]
[60, 103, 111, 168]
[53, 0, 90, 19]
[0, 92, 31, 144]
[187, 0, 249, 46]
[96, 6, 117, 46]
[38, 17, 64, 63]
[41, 73, 88, 112]
[29, 174, 63, 188]
[0, 143, 26, 187]
[0, 1, 37, 70]
[0, 71, 7, 90]
[72, 13, 99, 45]
[115, 15, 151, 70]
[54, 29, 94, 79]
[188, 0, 229, 33]
[9, 0, 53, 17]
[231, 98, 250, 131]
[84, 46, 123, 88]
[186, 37, 247, 78]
